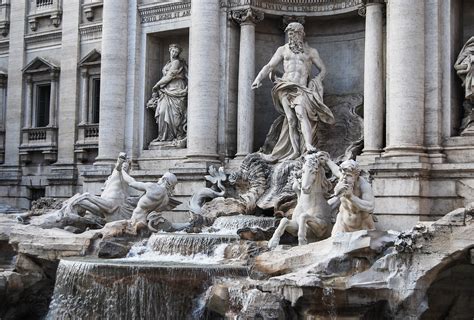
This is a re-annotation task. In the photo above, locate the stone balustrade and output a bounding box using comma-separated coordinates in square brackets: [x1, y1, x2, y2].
[19, 126, 58, 163]
[28, 0, 62, 31]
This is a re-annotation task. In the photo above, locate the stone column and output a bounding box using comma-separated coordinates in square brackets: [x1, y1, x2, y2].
[361, 1, 385, 157]
[232, 8, 263, 158]
[54, 0, 81, 164]
[49, 71, 58, 127]
[0, 75, 6, 131]
[80, 69, 89, 124]
[0, 86, 4, 131]
[24, 76, 33, 128]
[3, 0, 26, 165]
[384, 0, 425, 158]
[186, 0, 220, 162]
[96, 0, 128, 164]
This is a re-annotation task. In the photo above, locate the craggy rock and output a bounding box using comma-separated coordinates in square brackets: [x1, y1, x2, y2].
[98, 241, 131, 259]
[30, 198, 64, 214]
[8, 225, 97, 261]
[237, 227, 276, 241]
[246, 207, 474, 319]
[255, 229, 397, 276]
[200, 197, 247, 220]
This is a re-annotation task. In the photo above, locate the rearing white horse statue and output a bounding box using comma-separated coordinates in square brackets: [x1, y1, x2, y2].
[268, 151, 334, 248]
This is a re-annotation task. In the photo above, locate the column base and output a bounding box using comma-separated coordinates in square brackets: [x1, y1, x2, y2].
[382, 145, 429, 163]
[426, 146, 446, 164]
[185, 153, 221, 164]
[234, 152, 251, 160]
[356, 150, 382, 166]
[93, 156, 119, 167]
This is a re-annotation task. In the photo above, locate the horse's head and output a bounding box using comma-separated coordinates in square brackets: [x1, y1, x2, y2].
[301, 153, 321, 194]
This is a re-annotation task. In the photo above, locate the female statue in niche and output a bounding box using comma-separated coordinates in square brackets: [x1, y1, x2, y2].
[147, 43, 188, 147]
[455, 36, 474, 136]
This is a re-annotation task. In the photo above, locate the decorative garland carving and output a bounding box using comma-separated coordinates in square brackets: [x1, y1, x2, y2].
[231, 8, 264, 25]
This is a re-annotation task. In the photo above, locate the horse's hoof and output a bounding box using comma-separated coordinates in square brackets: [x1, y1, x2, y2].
[268, 239, 278, 249]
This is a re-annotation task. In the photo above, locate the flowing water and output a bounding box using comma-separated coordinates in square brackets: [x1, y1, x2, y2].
[47, 258, 248, 320]
[147, 233, 240, 256]
[210, 215, 276, 234]
[46, 214, 275, 319]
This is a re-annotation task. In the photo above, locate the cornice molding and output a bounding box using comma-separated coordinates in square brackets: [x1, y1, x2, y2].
[138, 1, 191, 25]
[223, 0, 363, 17]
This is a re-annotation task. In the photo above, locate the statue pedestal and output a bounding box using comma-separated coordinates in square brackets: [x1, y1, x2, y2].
[461, 126, 474, 137]
[148, 138, 186, 150]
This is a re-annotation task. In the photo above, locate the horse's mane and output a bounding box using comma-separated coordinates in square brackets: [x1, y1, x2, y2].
[304, 153, 332, 194]
[317, 166, 333, 194]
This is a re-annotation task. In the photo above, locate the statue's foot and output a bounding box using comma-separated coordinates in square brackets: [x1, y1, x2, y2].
[259, 153, 278, 163]
[287, 152, 300, 160]
[306, 145, 318, 154]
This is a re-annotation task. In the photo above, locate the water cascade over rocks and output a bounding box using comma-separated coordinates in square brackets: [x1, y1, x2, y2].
[45, 214, 272, 319]
[47, 258, 248, 320]
[210, 215, 276, 233]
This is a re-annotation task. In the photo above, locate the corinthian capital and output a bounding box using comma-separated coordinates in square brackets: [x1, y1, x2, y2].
[231, 8, 264, 25]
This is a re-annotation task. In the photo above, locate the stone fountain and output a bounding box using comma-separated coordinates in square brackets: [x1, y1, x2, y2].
[1, 22, 473, 320]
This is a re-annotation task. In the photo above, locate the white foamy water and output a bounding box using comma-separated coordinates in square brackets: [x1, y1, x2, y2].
[124, 242, 229, 265]
[206, 215, 276, 234]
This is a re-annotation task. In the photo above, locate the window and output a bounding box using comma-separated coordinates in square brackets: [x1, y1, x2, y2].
[78, 49, 101, 125]
[91, 77, 100, 123]
[35, 84, 50, 127]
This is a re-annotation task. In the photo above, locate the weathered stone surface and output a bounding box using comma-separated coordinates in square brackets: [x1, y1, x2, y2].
[201, 197, 247, 219]
[206, 284, 230, 316]
[251, 207, 474, 318]
[317, 93, 364, 161]
[8, 225, 96, 260]
[256, 230, 396, 275]
[237, 226, 275, 241]
[0, 215, 18, 241]
[98, 241, 130, 259]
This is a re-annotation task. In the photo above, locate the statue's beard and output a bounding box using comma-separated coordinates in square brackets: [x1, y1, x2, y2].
[288, 35, 304, 54]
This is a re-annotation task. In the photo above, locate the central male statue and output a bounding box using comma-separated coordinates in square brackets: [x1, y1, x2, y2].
[252, 22, 335, 161]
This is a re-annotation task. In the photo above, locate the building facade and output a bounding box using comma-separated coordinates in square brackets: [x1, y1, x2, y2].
[0, 0, 472, 231]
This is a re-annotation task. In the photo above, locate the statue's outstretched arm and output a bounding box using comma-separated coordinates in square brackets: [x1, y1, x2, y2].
[122, 170, 148, 192]
[252, 46, 284, 89]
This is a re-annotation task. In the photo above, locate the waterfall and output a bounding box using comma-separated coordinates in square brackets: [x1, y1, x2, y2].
[47, 258, 248, 320]
[210, 215, 276, 234]
[147, 233, 240, 256]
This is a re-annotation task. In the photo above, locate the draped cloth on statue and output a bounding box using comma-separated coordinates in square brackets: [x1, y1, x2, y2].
[455, 36, 474, 101]
[267, 77, 335, 161]
[154, 60, 188, 141]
